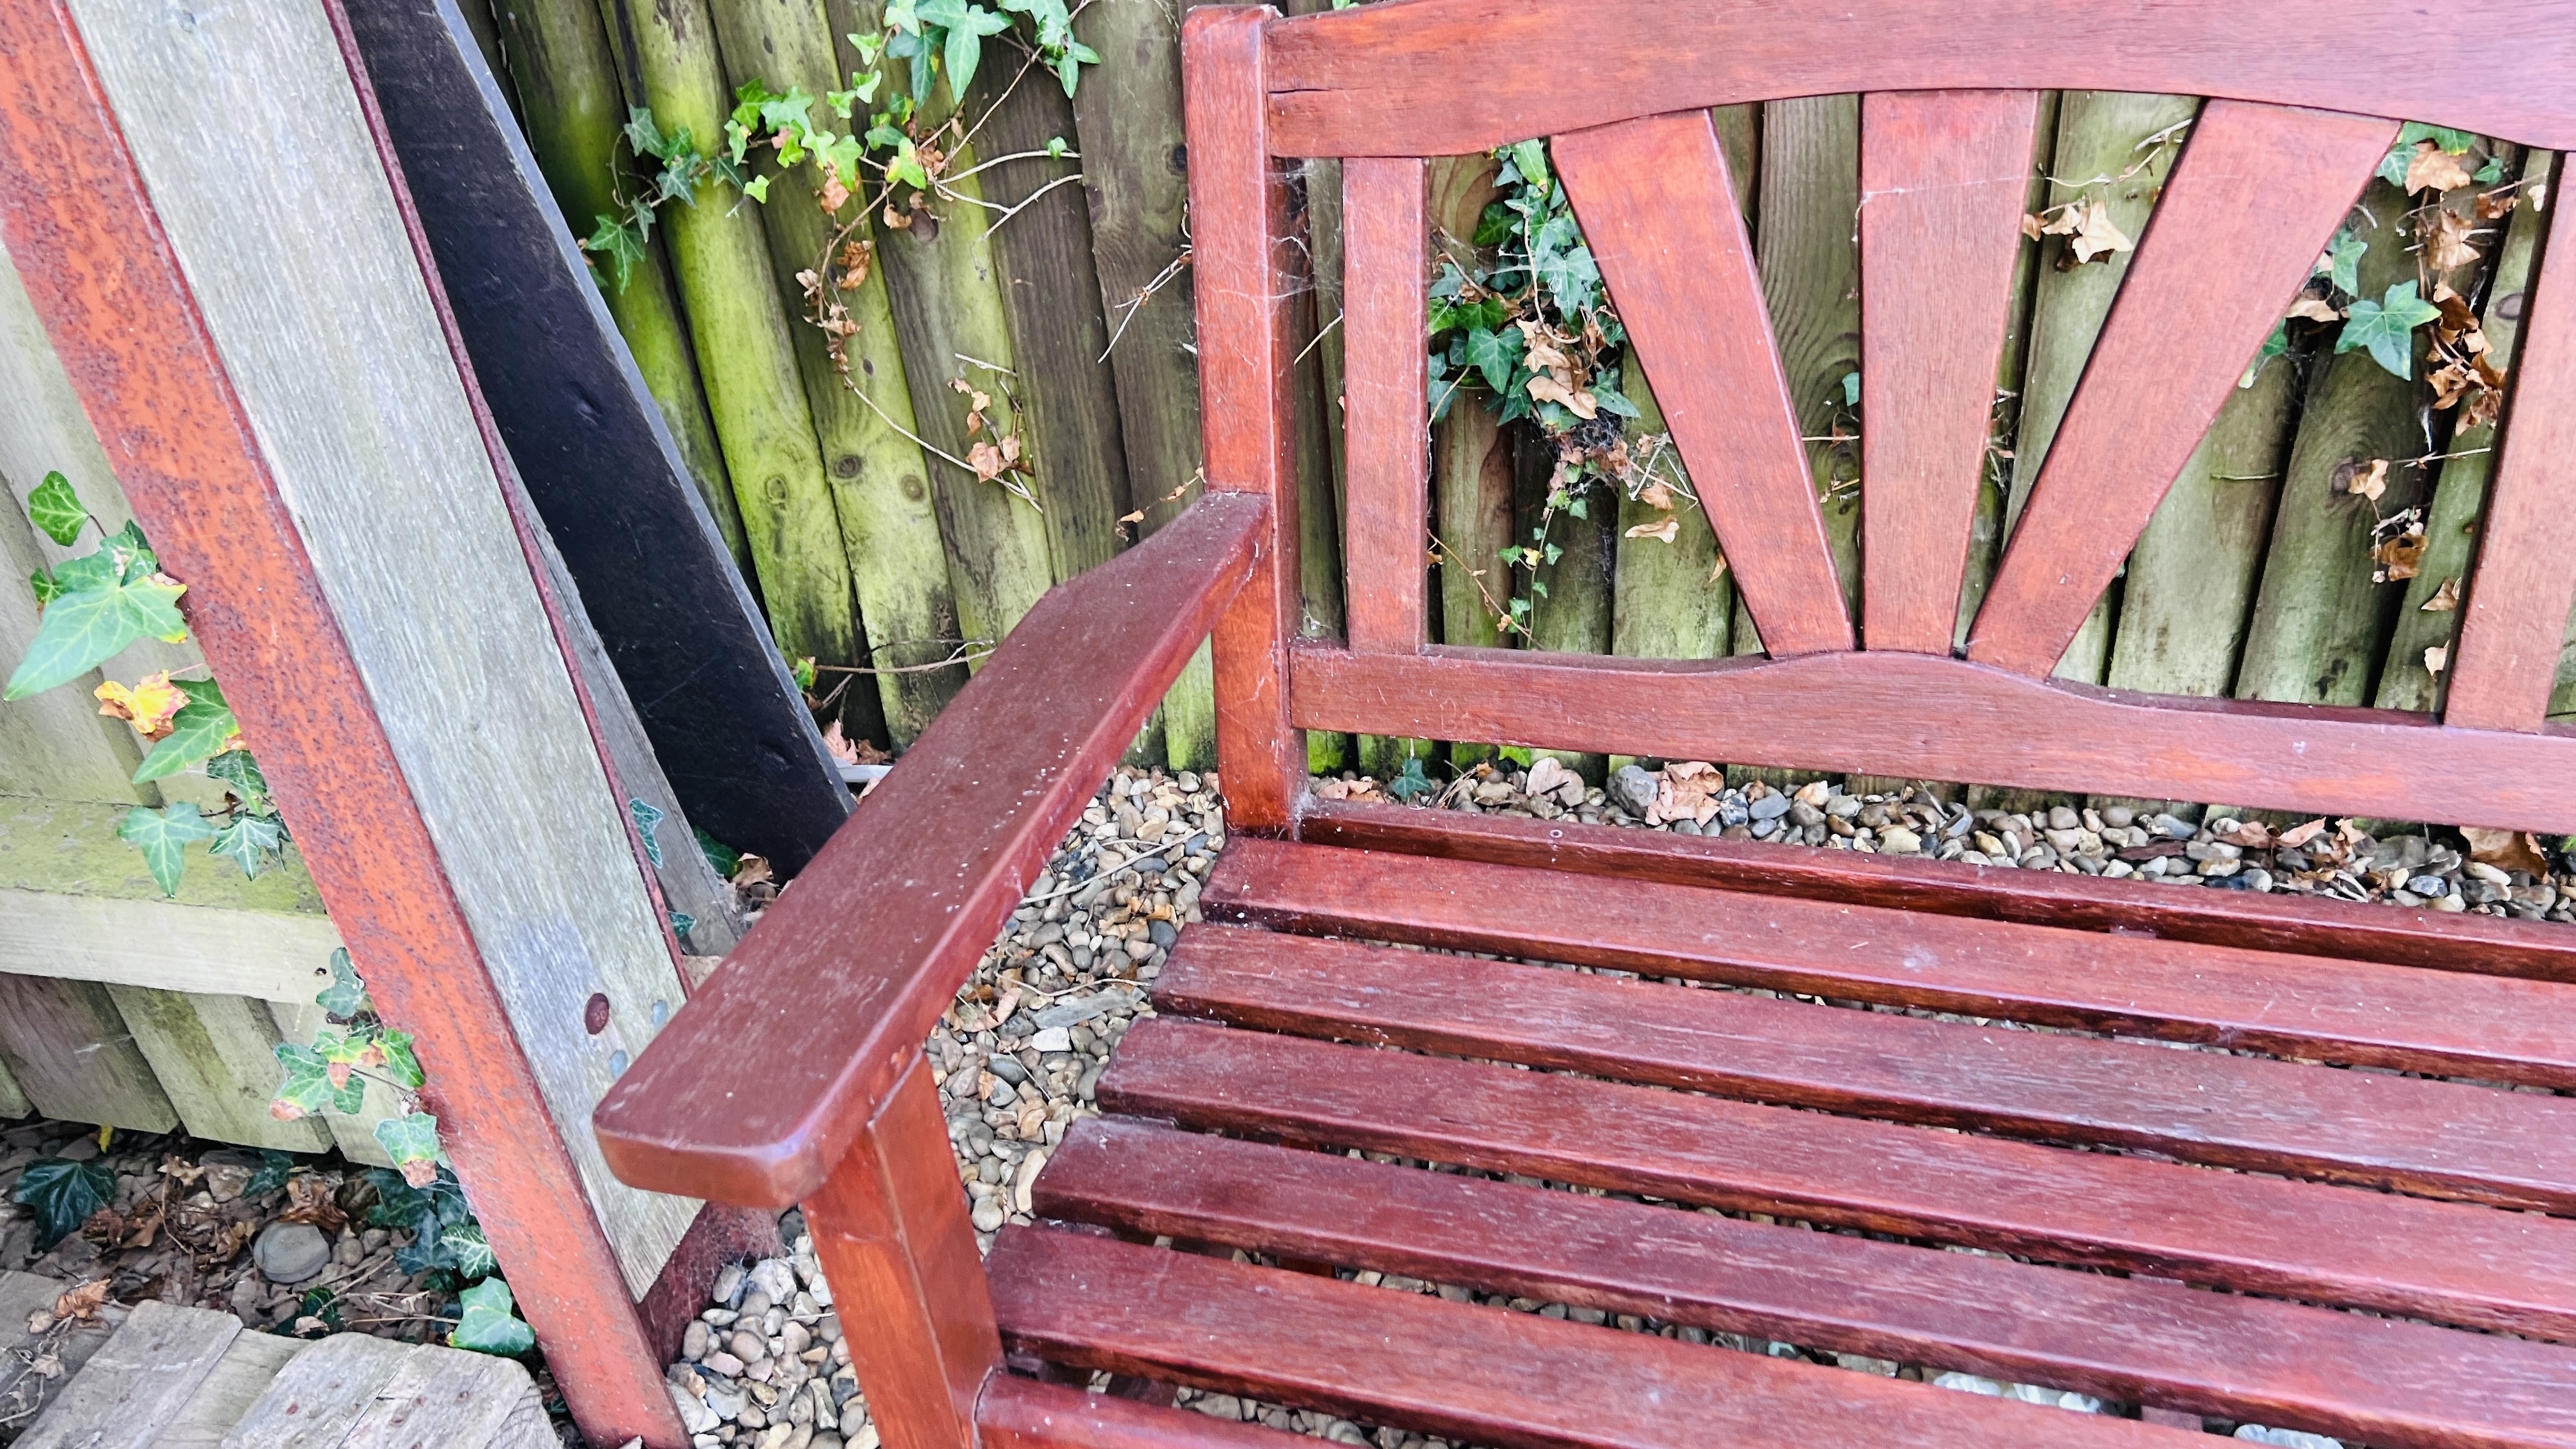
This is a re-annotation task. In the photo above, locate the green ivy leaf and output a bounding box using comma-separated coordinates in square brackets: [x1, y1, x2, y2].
[207, 749, 272, 815]
[1505, 139, 1550, 195]
[623, 107, 671, 160]
[4, 569, 188, 698]
[2398, 121, 2477, 154]
[629, 798, 666, 867]
[2475, 155, 2506, 185]
[1385, 756, 1434, 802]
[374, 1029, 426, 1091]
[368, 1164, 470, 1239]
[317, 947, 371, 1018]
[1839, 371, 1861, 408]
[1462, 326, 1523, 394]
[450, 1278, 535, 1356]
[441, 1222, 498, 1280]
[2319, 228, 2368, 296]
[12, 1158, 113, 1251]
[243, 1149, 297, 1199]
[30, 567, 61, 608]
[134, 680, 238, 783]
[374, 1112, 443, 1187]
[120, 801, 217, 896]
[2338, 280, 2440, 380]
[670, 910, 696, 937]
[271, 1041, 360, 1119]
[695, 827, 741, 878]
[2241, 319, 2290, 389]
[27, 471, 88, 546]
[580, 215, 646, 294]
[210, 813, 284, 878]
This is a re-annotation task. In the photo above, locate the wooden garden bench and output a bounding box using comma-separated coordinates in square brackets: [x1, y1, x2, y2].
[597, 1, 2576, 1443]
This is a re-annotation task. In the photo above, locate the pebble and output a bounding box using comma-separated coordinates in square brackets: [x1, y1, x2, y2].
[252, 1221, 331, 1285]
[2234, 1429, 2342, 1448]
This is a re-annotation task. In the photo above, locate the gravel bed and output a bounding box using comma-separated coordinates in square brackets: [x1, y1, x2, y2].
[1322, 755, 2576, 921]
[662, 759, 2556, 1446]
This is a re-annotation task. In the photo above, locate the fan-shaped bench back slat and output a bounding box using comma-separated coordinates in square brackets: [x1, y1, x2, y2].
[1965, 103, 2396, 677]
[1857, 89, 2038, 654]
[1341, 157, 1430, 654]
[1261, 0, 2576, 159]
[2448, 254, 2576, 732]
[1556, 112, 1853, 657]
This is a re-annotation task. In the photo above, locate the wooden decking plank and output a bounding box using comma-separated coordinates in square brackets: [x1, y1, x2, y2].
[0, 1273, 124, 1429]
[1156, 925, 2576, 1211]
[1099, 1018, 2576, 1340]
[19, 1299, 240, 1449]
[989, 1225, 2187, 1448]
[161, 1328, 306, 1449]
[1203, 839, 2576, 1087]
[220, 1331, 414, 1449]
[1036, 1118, 2576, 1449]
[337, 1342, 538, 1448]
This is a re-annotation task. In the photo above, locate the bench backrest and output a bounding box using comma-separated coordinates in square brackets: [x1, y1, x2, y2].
[1184, 0, 2576, 838]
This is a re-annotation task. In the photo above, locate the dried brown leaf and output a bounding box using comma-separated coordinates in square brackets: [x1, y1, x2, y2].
[2461, 826, 2549, 877]
[2406, 141, 2474, 194]
[2421, 576, 2461, 611]
[2423, 208, 2483, 273]
[1623, 517, 1680, 544]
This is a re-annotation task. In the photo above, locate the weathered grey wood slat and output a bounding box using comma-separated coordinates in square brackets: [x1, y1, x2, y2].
[0, 1273, 129, 1428]
[18, 1299, 241, 1449]
[159, 1328, 305, 1449]
[64, 0, 698, 1290]
[0, 230, 220, 810]
[335, 1342, 537, 1448]
[0, 1054, 27, 1118]
[0, 974, 176, 1131]
[105, 988, 334, 1153]
[219, 1332, 414, 1449]
[482, 1387, 558, 1449]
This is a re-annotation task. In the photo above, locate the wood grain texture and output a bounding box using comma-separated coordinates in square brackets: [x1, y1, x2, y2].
[1287, 642, 2576, 832]
[1298, 797, 2576, 982]
[1859, 90, 2037, 653]
[1184, 7, 1306, 830]
[1204, 838, 2576, 1086]
[105, 987, 334, 1152]
[1038, 1119, 2576, 1449]
[0, 889, 339, 1004]
[1339, 157, 1429, 654]
[2447, 204, 2576, 729]
[594, 493, 1262, 1206]
[158, 1327, 303, 1449]
[989, 1225, 2188, 1446]
[1966, 103, 2396, 677]
[804, 1055, 999, 1449]
[1557, 110, 1850, 656]
[1157, 924, 2576, 1210]
[1257, 0, 2576, 157]
[1100, 1016, 2576, 1340]
[0, 974, 176, 1131]
[218, 1332, 414, 1448]
[336, 1341, 538, 1448]
[0, 0, 684, 1436]
[981, 1373, 1317, 1449]
[19, 1300, 239, 1449]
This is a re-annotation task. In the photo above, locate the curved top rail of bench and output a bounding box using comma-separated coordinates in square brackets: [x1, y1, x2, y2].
[1262, 0, 2576, 157]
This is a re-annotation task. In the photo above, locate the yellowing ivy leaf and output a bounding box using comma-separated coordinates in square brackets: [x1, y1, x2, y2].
[95, 671, 189, 739]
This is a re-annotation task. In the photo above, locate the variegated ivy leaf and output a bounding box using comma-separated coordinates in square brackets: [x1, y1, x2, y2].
[316, 947, 371, 1019]
[450, 1277, 533, 1356]
[119, 802, 217, 896]
[27, 471, 88, 546]
[374, 1112, 442, 1188]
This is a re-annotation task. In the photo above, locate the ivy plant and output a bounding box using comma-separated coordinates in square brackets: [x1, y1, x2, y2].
[268, 948, 442, 1191]
[7, 473, 288, 894]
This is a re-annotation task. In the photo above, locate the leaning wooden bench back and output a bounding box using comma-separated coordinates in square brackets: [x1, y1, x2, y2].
[595, 4, 2576, 1447]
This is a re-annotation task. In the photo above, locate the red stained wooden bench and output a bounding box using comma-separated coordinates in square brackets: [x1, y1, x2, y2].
[595, 3, 2576, 1444]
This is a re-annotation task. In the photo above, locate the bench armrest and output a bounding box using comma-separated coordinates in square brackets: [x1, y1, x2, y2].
[593, 493, 1268, 1206]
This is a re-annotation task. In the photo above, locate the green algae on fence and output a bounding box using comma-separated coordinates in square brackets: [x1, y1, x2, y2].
[606, 0, 861, 676]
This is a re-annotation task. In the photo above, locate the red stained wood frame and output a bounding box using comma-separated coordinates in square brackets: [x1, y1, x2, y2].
[1257, 0, 2576, 158]
[1287, 643, 2576, 833]
[2446, 217, 2576, 732]
[593, 493, 1264, 1207]
[1556, 110, 1853, 656]
[1965, 103, 2397, 677]
[1338, 155, 1430, 654]
[1858, 90, 2037, 653]
[980, 1374, 1314, 1449]
[0, 4, 684, 1445]
[1185, 6, 1306, 832]
[1299, 797, 2576, 983]
[802, 1056, 1000, 1449]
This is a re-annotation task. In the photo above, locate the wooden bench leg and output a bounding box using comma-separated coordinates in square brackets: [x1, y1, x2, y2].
[804, 1054, 1002, 1449]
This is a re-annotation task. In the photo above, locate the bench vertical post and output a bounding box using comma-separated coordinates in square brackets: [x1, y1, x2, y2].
[801, 1055, 1000, 1449]
[1186, 6, 1307, 834]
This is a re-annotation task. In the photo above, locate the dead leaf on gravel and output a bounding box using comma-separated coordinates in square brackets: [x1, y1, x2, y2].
[50, 1281, 108, 1322]
[2276, 818, 2329, 849]
[2462, 826, 2550, 877]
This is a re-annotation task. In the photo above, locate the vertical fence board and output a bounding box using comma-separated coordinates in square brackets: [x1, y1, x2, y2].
[0, 975, 176, 1132]
[103, 987, 334, 1153]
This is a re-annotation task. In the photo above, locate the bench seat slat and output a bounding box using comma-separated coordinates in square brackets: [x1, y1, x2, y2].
[1204, 839, 2576, 1087]
[1155, 925, 2576, 1212]
[1100, 1017, 2576, 1340]
[986, 1225, 2189, 1448]
[1036, 1119, 2576, 1449]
